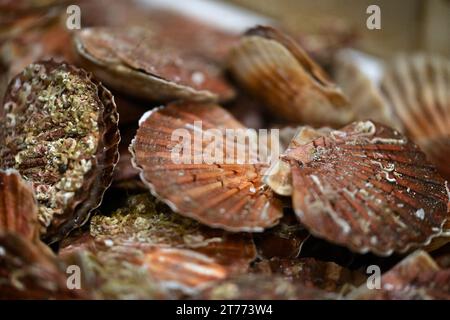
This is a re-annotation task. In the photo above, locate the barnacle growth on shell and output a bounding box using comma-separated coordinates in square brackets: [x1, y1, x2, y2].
[228, 26, 352, 127]
[0, 60, 120, 243]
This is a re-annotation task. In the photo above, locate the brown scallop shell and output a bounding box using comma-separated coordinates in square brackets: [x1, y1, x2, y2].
[89, 194, 257, 274]
[60, 244, 171, 299]
[0, 231, 89, 299]
[0, 169, 40, 241]
[130, 102, 283, 232]
[264, 126, 331, 196]
[381, 54, 450, 180]
[283, 120, 449, 256]
[0, 60, 120, 243]
[74, 27, 234, 103]
[1, 16, 75, 82]
[196, 274, 338, 300]
[142, 247, 228, 294]
[59, 194, 256, 295]
[348, 250, 450, 299]
[228, 25, 352, 127]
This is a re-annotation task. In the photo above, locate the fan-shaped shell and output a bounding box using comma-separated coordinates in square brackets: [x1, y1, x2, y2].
[74, 27, 234, 103]
[0, 60, 120, 243]
[381, 54, 450, 180]
[283, 120, 449, 256]
[228, 25, 352, 127]
[130, 102, 283, 232]
[0, 169, 39, 241]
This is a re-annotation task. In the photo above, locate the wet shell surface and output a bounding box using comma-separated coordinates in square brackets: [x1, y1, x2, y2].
[130, 102, 283, 232]
[74, 27, 234, 103]
[0, 60, 120, 243]
[0, 170, 40, 241]
[228, 25, 352, 127]
[381, 54, 450, 180]
[283, 120, 449, 256]
[348, 250, 450, 299]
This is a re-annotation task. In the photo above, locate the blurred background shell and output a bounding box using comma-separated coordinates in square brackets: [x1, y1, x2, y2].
[381, 54, 450, 180]
[74, 26, 235, 103]
[228, 26, 352, 127]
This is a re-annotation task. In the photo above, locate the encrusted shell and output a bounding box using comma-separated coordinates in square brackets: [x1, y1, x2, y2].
[130, 102, 283, 232]
[89, 194, 257, 273]
[74, 27, 234, 103]
[0, 60, 120, 243]
[381, 54, 450, 180]
[283, 120, 449, 256]
[60, 194, 256, 295]
[228, 26, 352, 127]
[348, 250, 450, 299]
[0, 169, 39, 241]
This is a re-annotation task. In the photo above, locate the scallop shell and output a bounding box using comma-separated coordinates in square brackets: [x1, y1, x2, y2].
[283, 120, 449, 256]
[1, 16, 75, 81]
[228, 26, 352, 127]
[381, 54, 450, 180]
[264, 126, 331, 196]
[0, 231, 89, 299]
[333, 50, 396, 127]
[0, 169, 40, 241]
[60, 245, 171, 299]
[0, 60, 120, 243]
[130, 102, 283, 232]
[89, 194, 257, 274]
[74, 27, 234, 103]
[196, 274, 338, 300]
[348, 250, 450, 299]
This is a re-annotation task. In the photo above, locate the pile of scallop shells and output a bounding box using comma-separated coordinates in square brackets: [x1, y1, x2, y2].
[0, 0, 449, 300]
